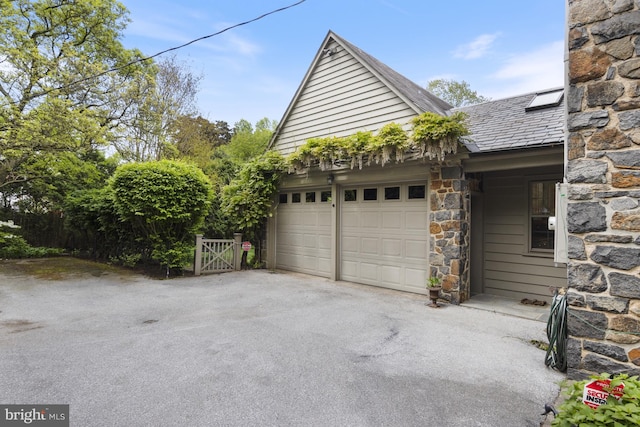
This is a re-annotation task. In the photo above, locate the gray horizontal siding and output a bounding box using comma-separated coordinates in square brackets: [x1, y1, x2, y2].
[482, 169, 565, 301]
[274, 40, 418, 155]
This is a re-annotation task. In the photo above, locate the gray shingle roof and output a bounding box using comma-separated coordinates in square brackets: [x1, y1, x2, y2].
[454, 89, 565, 153]
[332, 32, 453, 115]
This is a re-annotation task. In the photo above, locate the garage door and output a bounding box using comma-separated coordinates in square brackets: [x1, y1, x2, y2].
[341, 183, 429, 293]
[275, 189, 333, 277]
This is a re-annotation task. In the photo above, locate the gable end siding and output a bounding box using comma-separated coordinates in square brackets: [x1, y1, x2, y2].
[273, 40, 419, 155]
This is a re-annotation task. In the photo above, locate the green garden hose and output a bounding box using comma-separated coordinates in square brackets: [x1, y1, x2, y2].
[545, 289, 568, 372]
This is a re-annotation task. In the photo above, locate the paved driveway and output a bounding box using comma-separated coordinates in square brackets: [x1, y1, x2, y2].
[0, 258, 563, 426]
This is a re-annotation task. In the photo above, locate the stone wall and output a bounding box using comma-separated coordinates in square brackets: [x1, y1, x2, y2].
[567, 0, 640, 379]
[429, 165, 470, 304]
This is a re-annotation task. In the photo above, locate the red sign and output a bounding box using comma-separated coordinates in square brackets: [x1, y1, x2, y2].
[241, 241, 252, 252]
[582, 379, 625, 409]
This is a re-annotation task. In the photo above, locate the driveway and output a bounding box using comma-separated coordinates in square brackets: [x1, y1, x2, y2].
[0, 258, 563, 426]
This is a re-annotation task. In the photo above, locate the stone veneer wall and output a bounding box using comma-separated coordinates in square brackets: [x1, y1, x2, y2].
[429, 165, 470, 304]
[566, 0, 640, 379]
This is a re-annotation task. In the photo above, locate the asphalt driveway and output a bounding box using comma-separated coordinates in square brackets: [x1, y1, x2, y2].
[0, 258, 563, 426]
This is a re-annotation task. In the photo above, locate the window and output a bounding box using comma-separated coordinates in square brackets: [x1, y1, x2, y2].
[320, 191, 332, 202]
[344, 189, 357, 201]
[306, 192, 316, 203]
[408, 185, 426, 199]
[525, 89, 564, 111]
[279, 193, 287, 203]
[363, 188, 378, 201]
[530, 181, 555, 251]
[292, 193, 301, 203]
[384, 186, 400, 200]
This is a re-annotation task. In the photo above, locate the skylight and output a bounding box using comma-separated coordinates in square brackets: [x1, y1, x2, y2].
[525, 89, 564, 111]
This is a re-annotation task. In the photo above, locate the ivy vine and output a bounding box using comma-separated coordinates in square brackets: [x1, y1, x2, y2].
[286, 111, 469, 172]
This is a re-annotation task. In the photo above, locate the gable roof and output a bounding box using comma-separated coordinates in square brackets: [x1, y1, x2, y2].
[269, 31, 451, 150]
[455, 88, 565, 153]
[331, 33, 453, 114]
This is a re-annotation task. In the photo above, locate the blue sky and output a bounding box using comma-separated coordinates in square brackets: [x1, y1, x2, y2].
[121, 0, 565, 127]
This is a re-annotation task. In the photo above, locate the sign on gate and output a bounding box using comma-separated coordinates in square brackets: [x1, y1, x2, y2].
[582, 378, 625, 409]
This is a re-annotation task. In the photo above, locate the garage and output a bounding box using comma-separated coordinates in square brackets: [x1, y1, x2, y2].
[341, 182, 429, 293]
[275, 188, 333, 277]
[275, 182, 429, 293]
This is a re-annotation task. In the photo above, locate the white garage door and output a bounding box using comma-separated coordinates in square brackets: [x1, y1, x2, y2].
[275, 189, 333, 277]
[341, 183, 429, 293]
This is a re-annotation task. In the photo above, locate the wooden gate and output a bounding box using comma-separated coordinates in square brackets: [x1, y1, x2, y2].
[194, 234, 242, 275]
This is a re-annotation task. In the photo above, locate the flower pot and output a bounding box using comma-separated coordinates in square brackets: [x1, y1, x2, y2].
[427, 286, 442, 308]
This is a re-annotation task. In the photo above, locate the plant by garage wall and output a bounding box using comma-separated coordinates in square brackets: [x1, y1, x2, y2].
[286, 111, 469, 172]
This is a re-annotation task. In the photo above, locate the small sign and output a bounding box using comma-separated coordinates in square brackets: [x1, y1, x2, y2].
[241, 241, 252, 252]
[582, 379, 625, 409]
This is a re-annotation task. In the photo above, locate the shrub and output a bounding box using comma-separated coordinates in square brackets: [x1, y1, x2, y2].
[552, 373, 640, 426]
[0, 231, 63, 258]
[110, 160, 213, 273]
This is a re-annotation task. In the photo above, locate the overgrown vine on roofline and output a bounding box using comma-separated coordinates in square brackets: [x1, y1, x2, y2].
[286, 111, 469, 172]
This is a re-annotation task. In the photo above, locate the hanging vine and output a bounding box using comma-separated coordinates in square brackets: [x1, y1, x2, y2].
[285, 111, 469, 172]
[411, 111, 469, 161]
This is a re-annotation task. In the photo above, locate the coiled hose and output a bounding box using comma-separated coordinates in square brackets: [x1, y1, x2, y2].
[545, 289, 568, 372]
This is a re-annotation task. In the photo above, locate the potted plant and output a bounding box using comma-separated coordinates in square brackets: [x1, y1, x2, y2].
[426, 276, 442, 308]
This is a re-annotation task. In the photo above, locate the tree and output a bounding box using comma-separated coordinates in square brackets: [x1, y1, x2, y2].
[0, 0, 152, 190]
[426, 79, 490, 107]
[110, 160, 213, 273]
[220, 151, 285, 264]
[113, 55, 202, 161]
[169, 115, 231, 171]
[223, 118, 277, 163]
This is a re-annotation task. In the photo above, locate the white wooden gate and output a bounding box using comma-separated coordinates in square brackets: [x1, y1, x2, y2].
[194, 233, 242, 275]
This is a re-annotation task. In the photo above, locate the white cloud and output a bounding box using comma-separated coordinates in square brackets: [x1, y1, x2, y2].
[222, 33, 261, 56]
[488, 40, 564, 98]
[453, 33, 500, 60]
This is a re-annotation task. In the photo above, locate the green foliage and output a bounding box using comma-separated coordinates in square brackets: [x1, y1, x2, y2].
[427, 276, 442, 288]
[0, 230, 63, 259]
[220, 151, 286, 242]
[427, 79, 490, 107]
[111, 160, 213, 271]
[411, 111, 469, 161]
[287, 114, 469, 171]
[553, 373, 640, 427]
[0, 0, 152, 189]
[223, 118, 277, 163]
[369, 123, 410, 166]
[64, 187, 137, 260]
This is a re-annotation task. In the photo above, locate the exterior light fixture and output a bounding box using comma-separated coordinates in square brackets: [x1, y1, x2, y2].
[327, 174, 334, 185]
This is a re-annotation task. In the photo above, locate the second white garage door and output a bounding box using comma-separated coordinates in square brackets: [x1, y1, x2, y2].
[340, 183, 429, 293]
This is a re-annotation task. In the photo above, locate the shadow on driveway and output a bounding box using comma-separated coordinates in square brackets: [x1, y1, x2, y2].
[0, 258, 563, 426]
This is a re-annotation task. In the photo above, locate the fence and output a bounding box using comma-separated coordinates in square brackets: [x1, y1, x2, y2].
[194, 233, 242, 275]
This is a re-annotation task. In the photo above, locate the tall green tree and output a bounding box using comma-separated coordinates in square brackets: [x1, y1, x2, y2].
[427, 79, 490, 107]
[223, 118, 278, 163]
[0, 0, 152, 192]
[169, 115, 231, 172]
[113, 55, 202, 162]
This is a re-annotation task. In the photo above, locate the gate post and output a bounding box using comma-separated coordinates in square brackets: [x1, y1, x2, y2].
[233, 233, 242, 271]
[194, 234, 203, 276]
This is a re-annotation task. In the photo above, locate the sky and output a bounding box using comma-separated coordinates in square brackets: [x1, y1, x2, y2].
[121, 0, 566, 128]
